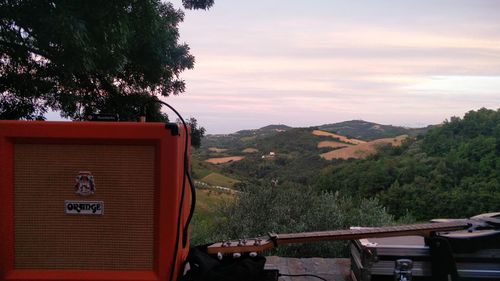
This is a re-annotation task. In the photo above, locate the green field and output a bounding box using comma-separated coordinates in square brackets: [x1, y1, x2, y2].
[191, 158, 213, 179]
[201, 172, 240, 187]
[190, 189, 234, 245]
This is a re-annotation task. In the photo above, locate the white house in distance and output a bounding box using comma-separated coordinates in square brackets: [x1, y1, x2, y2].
[262, 152, 276, 159]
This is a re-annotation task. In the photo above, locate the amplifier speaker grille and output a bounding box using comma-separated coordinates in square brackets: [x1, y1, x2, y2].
[14, 144, 156, 270]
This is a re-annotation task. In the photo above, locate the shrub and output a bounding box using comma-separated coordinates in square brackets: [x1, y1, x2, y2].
[207, 184, 395, 257]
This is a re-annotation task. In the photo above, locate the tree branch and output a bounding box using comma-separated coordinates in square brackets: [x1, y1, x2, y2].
[0, 39, 54, 62]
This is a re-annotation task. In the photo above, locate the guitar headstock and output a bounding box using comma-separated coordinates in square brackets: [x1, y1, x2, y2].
[207, 236, 274, 254]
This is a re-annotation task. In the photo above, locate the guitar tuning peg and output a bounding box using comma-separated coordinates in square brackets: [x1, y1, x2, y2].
[217, 252, 223, 260]
[237, 239, 248, 246]
[232, 253, 241, 258]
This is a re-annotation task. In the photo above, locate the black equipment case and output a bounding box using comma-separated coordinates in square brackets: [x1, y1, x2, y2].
[350, 230, 500, 281]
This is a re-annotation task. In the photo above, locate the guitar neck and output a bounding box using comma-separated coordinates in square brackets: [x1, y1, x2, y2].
[207, 220, 470, 254]
[275, 221, 469, 245]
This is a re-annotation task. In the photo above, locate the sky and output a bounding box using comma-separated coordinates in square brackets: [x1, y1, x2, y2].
[44, 1, 499, 133]
[161, 0, 500, 134]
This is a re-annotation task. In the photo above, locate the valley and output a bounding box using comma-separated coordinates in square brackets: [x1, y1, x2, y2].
[191, 109, 500, 256]
[193, 120, 420, 190]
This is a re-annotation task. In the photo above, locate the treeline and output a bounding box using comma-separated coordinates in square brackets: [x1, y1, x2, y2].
[315, 108, 500, 220]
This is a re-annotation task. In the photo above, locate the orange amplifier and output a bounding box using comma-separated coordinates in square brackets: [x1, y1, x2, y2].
[0, 121, 191, 281]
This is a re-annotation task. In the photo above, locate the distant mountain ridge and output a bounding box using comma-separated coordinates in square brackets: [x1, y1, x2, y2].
[235, 124, 292, 136]
[318, 120, 430, 140]
[205, 120, 428, 141]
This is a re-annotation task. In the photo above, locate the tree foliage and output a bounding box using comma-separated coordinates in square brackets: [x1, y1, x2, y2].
[315, 108, 500, 220]
[187, 117, 206, 148]
[182, 0, 214, 10]
[0, 0, 211, 120]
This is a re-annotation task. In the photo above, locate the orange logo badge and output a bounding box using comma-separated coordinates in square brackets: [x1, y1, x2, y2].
[75, 171, 95, 196]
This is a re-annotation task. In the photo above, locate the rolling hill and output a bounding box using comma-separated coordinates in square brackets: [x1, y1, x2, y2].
[319, 135, 408, 160]
[318, 120, 429, 140]
[194, 121, 425, 188]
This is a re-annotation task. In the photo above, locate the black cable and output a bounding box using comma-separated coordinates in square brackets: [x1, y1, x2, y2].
[184, 168, 196, 246]
[278, 273, 327, 281]
[156, 101, 195, 248]
[148, 99, 196, 281]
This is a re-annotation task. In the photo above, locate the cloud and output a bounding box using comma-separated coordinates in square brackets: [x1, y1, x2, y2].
[168, 1, 500, 133]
